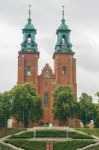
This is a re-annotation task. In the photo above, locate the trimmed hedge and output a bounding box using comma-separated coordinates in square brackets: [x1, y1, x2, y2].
[5, 140, 46, 150]
[10, 130, 93, 139]
[54, 141, 95, 150]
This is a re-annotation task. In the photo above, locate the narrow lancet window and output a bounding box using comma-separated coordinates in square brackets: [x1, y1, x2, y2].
[62, 66, 67, 75]
[26, 66, 31, 76]
[44, 92, 49, 105]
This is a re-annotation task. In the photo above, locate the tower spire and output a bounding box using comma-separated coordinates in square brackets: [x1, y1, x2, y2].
[29, 4, 31, 19]
[62, 5, 64, 20]
[28, 4, 32, 24]
[62, 5, 65, 24]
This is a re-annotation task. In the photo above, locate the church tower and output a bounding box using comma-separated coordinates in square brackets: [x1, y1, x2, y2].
[53, 6, 77, 96]
[18, 5, 39, 88]
[15, 6, 77, 128]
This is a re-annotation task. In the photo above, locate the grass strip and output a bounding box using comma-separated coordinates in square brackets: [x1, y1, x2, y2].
[10, 130, 93, 139]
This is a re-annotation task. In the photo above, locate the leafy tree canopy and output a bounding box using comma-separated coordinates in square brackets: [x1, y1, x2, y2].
[0, 92, 11, 127]
[53, 85, 77, 123]
[79, 93, 95, 125]
[11, 83, 43, 127]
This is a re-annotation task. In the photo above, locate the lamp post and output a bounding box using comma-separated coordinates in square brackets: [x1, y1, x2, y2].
[66, 126, 68, 140]
[34, 126, 36, 138]
[74, 110, 75, 128]
[28, 109, 30, 128]
[23, 109, 24, 127]
[86, 109, 87, 125]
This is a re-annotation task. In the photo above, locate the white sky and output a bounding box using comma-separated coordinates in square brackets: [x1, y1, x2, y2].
[0, 0, 99, 102]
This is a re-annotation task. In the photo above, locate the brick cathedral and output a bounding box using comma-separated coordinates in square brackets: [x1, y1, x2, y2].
[17, 6, 77, 126]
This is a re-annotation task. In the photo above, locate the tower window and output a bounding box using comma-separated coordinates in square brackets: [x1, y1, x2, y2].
[27, 34, 32, 43]
[62, 35, 66, 43]
[44, 92, 49, 105]
[62, 66, 67, 75]
[61, 35, 67, 48]
[26, 66, 31, 76]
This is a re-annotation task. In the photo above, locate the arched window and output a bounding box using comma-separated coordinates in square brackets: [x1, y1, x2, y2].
[62, 35, 66, 44]
[26, 66, 31, 76]
[44, 92, 49, 105]
[27, 34, 32, 43]
[62, 66, 67, 75]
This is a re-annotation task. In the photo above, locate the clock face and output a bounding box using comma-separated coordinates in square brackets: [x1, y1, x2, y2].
[44, 70, 50, 78]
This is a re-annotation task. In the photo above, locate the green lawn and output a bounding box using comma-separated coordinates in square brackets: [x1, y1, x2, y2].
[10, 130, 93, 139]
[54, 141, 95, 150]
[5, 140, 46, 150]
[0, 143, 14, 150]
[5, 140, 95, 150]
[76, 128, 99, 137]
[86, 145, 99, 150]
[1, 128, 97, 150]
[0, 128, 26, 138]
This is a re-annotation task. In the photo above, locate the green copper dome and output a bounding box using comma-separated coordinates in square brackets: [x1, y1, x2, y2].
[57, 19, 70, 31]
[24, 18, 35, 30]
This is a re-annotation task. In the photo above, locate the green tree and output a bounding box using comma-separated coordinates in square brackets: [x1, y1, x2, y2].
[11, 83, 43, 127]
[95, 91, 99, 103]
[79, 93, 95, 125]
[94, 104, 99, 128]
[53, 85, 77, 125]
[0, 92, 11, 127]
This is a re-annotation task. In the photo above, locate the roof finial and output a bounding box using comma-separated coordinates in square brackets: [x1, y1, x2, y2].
[29, 4, 31, 19]
[62, 5, 64, 20]
[62, 5, 65, 24]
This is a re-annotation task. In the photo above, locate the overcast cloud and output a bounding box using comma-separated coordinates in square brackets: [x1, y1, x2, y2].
[0, 0, 99, 102]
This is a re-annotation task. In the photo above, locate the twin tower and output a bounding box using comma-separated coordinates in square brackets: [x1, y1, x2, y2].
[18, 6, 77, 125]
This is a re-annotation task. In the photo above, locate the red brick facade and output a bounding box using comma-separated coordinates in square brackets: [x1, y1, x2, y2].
[17, 51, 77, 126]
[15, 8, 77, 127]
